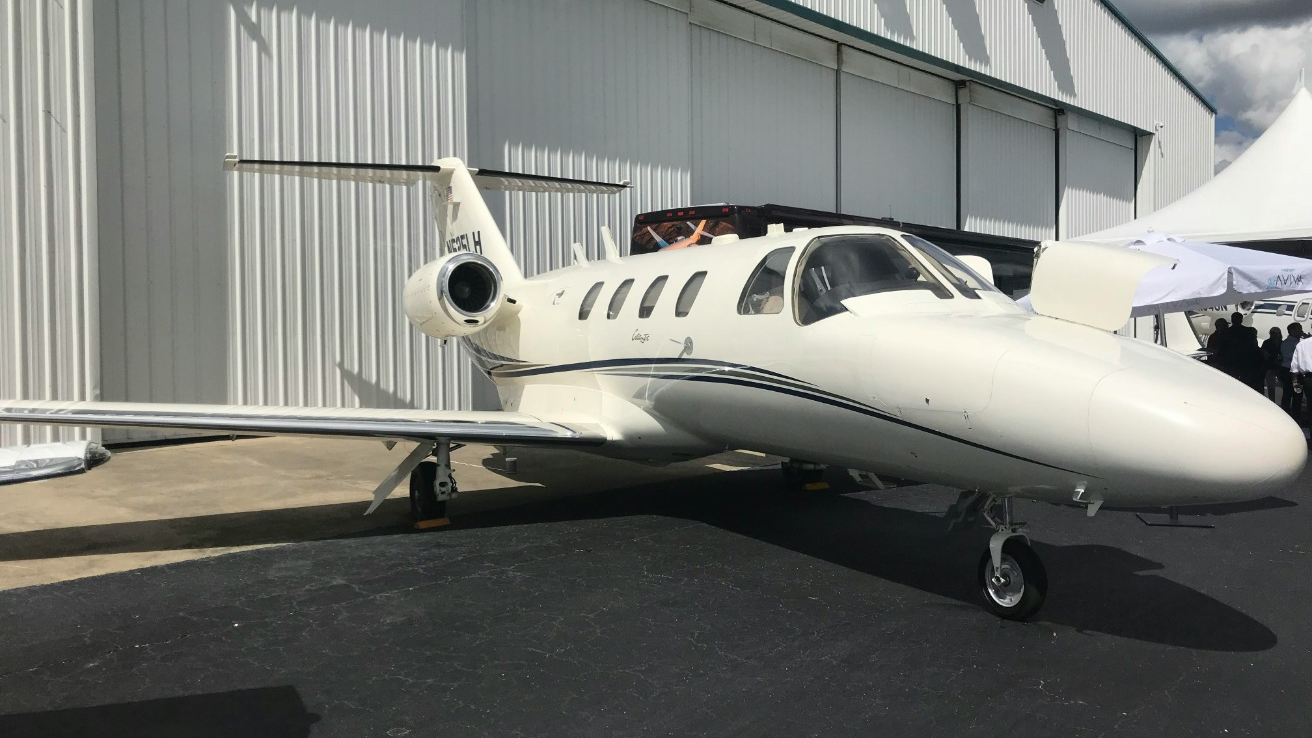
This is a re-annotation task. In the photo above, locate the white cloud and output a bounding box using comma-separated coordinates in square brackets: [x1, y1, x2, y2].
[1213, 129, 1251, 172]
[1151, 19, 1312, 170]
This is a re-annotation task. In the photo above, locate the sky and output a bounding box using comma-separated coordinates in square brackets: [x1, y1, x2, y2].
[1111, 0, 1312, 171]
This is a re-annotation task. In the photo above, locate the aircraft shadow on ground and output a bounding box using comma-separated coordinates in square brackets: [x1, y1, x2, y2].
[455, 466, 1281, 654]
[0, 467, 1280, 653]
[0, 686, 319, 738]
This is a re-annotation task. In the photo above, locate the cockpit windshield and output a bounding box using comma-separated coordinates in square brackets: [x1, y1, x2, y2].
[902, 234, 1002, 298]
[795, 234, 950, 325]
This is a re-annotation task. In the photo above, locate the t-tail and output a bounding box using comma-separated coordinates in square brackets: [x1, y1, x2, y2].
[224, 154, 629, 282]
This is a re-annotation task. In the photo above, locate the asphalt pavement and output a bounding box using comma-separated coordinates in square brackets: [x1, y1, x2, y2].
[0, 443, 1308, 737]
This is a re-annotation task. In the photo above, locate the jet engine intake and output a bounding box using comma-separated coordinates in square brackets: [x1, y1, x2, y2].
[403, 252, 504, 339]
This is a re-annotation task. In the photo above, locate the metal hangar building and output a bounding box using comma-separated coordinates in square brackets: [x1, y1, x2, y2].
[2, 0, 1214, 445]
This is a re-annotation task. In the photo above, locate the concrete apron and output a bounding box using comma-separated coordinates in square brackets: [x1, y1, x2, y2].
[0, 437, 775, 591]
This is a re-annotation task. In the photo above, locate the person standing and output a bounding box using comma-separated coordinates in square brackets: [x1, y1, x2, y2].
[1207, 318, 1232, 376]
[1289, 330, 1312, 428]
[1228, 311, 1263, 391]
[1262, 326, 1284, 401]
[1281, 323, 1304, 418]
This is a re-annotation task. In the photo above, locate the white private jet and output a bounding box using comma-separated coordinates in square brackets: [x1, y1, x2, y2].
[2, 156, 1305, 620]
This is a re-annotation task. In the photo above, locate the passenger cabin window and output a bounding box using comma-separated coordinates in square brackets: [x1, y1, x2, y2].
[795, 234, 949, 325]
[1297, 302, 1311, 321]
[738, 248, 794, 315]
[901, 234, 1000, 299]
[639, 276, 668, 318]
[607, 279, 635, 319]
[578, 281, 605, 319]
[675, 272, 707, 317]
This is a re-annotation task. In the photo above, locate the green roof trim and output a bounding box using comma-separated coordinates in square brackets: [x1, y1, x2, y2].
[747, 0, 1216, 119]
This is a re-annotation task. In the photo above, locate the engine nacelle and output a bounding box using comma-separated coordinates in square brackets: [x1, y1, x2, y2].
[403, 252, 504, 339]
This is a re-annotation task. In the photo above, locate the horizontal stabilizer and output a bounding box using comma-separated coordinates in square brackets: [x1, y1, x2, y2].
[0, 440, 111, 486]
[0, 401, 607, 446]
[224, 155, 630, 194]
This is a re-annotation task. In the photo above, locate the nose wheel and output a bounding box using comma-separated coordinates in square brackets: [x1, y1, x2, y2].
[951, 492, 1048, 620]
[978, 537, 1046, 619]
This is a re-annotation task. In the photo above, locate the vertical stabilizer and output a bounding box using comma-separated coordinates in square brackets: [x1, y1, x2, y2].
[431, 158, 523, 282]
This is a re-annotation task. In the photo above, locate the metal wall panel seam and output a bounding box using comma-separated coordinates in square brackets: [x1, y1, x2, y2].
[73, 0, 100, 440]
[36, 0, 54, 402]
[3, 2, 25, 442]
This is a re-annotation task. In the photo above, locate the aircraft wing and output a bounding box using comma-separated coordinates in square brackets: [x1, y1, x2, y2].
[0, 401, 607, 446]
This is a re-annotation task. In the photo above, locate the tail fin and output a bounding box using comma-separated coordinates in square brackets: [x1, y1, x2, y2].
[224, 155, 629, 282]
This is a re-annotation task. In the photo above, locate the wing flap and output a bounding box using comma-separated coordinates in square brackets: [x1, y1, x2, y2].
[0, 401, 607, 446]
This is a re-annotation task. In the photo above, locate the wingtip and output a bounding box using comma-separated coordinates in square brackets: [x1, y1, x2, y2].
[222, 153, 238, 171]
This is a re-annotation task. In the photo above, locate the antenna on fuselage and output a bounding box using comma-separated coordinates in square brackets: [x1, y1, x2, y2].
[571, 242, 589, 267]
[600, 226, 623, 264]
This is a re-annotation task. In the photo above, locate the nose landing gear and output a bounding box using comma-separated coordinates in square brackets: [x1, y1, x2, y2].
[977, 495, 1047, 620]
[949, 492, 1048, 620]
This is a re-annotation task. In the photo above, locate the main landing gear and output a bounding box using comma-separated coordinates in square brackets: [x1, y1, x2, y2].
[409, 439, 459, 530]
[951, 492, 1048, 620]
[781, 459, 828, 490]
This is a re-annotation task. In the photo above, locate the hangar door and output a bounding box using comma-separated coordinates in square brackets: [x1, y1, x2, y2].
[838, 48, 956, 228]
[959, 84, 1057, 241]
[690, 1, 837, 211]
[1061, 113, 1136, 238]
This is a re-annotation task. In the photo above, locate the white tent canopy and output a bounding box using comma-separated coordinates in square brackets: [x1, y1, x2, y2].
[1081, 87, 1312, 244]
[1125, 234, 1312, 316]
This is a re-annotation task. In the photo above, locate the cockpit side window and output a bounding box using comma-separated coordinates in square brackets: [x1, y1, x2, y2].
[737, 248, 794, 315]
[794, 234, 950, 325]
[902, 234, 1001, 298]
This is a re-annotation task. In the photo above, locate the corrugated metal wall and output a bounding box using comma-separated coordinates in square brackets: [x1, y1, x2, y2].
[93, 0, 471, 441]
[472, 0, 693, 278]
[224, 0, 469, 413]
[1, 0, 98, 447]
[959, 86, 1057, 241]
[93, 1, 228, 443]
[746, 0, 1213, 207]
[690, 4, 837, 210]
[837, 47, 955, 226]
[1061, 112, 1135, 238]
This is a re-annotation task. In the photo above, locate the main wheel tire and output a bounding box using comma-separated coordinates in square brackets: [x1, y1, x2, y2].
[977, 538, 1047, 621]
[409, 461, 449, 522]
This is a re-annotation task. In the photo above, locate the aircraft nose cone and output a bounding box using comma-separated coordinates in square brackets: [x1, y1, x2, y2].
[1088, 369, 1306, 504]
